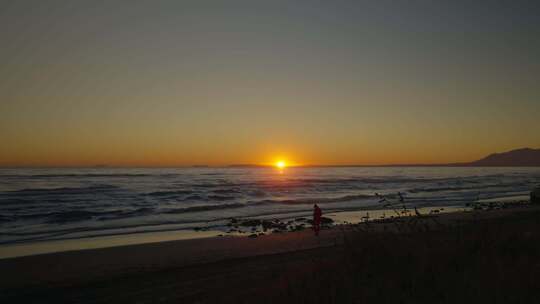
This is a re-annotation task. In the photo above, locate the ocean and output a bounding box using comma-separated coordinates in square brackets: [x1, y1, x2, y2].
[1, 167, 539, 246]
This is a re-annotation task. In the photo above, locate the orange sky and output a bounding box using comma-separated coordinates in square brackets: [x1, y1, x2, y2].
[1, 2, 539, 167]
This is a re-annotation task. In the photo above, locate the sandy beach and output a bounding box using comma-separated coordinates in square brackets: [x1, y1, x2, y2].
[2, 202, 540, 303]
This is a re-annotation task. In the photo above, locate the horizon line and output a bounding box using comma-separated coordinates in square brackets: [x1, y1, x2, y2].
[1, 146, 538, 169]
[3, 163, 540, 169]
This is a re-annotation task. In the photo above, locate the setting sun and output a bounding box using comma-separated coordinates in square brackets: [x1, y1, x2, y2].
[275, 161, 286, 169]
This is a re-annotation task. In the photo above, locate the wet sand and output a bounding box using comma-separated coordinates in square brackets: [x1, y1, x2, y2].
[0, 205, 467, 260]
[1, 203, 539, 303]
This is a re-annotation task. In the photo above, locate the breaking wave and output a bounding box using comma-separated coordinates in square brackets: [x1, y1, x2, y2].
[1, 167, 539, 245]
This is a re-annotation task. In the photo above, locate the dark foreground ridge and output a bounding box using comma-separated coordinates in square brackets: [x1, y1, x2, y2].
[2, 204, 540, 303]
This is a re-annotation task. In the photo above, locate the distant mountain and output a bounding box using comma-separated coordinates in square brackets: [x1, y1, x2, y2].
[314, 148, 540, 167]
[224, 148, 540, 168]
[466, 148, 540, 167]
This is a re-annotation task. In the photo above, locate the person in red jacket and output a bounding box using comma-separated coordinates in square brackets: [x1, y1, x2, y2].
[313, 204, 322, 236]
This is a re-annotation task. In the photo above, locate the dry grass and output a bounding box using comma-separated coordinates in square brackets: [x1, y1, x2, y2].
[255, 209, 540, 304]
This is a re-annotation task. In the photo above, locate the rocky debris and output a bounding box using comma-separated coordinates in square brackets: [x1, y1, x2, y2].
[227, 218, 289, 233]
[261, 220, 287, 231]
[321, 217, 334, 225]
[289, 224, 305, 232]
[226, 216, 335, 236]
[239, 219, 262, 227]
[248, 233, 258, 238]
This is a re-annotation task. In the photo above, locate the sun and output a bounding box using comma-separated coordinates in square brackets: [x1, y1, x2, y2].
[275, 160, 286, 169]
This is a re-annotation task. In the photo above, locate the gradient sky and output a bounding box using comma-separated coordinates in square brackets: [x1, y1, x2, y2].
[1, 0, 539, 167]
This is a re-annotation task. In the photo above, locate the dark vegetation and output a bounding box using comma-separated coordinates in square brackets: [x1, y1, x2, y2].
[270, 211, 540, 303]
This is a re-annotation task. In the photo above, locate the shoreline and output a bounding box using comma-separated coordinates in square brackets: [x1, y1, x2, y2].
[1, 201, 534, 290]
[0, 204, 475, 260]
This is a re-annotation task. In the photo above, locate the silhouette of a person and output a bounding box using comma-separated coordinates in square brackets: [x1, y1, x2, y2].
[313, 204, 322, 236]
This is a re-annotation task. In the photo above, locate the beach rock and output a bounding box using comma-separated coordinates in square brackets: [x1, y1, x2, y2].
[261, 220, 273, 230]
[320, 217, 334, 225]
[261, 220, 287, 231]
[290, 225, 305, 232]
[532, 187, 540, 204]
[239, 219, 262, 227]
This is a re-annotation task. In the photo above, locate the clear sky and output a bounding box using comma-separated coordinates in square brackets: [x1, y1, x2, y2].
[1, 0, 539, 167]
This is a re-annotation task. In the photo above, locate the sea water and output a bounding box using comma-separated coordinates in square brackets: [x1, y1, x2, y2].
[1, 167, 539, 246]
